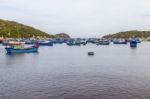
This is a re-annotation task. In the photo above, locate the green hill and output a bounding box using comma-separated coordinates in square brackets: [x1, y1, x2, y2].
[0, 19, 55, 38]
[55, 33, 70, 38]
[103, 30, 150, 39]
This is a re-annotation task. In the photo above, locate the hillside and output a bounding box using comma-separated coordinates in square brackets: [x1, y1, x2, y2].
[0, 19, 55, 38]
[55, 33, 70, 38]
[103, 30, 150, 39]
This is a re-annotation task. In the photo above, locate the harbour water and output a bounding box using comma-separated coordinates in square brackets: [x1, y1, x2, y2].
[0, 42, 150, 99]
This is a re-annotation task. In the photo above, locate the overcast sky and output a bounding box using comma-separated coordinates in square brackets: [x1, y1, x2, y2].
[0, 0, 150, 37]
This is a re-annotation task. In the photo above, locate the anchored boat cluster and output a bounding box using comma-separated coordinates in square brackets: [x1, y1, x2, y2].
[0, 37, 141, 53]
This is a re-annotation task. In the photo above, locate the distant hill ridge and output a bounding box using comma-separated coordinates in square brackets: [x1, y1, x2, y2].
[0, 19, 70, 38]
[102, 30, 150, 39]
[55, 33, 70, 38]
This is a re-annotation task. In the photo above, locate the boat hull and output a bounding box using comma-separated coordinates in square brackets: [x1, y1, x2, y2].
[38, 43, 53, 46]
[130, 41, 137, 48]
[97, 41, 110, 45]
[130, 43, 137, 47]
[113, 41, 127, 44]
[5, 47, 38, 53]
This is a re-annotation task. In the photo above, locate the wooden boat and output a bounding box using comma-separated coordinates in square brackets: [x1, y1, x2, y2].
[88, 52, 94, 56]
[5, 42, 39, 53]
[80, 40, 87, 45]
[135, 37, 141, 43]
[86, 38, 97, 44]
[74, 40, 81, 46]
[2, 40, 9, 46]
[66, 39, 75, 46]
[37, 41, 53, 46]
[67, 42, 74, 46]
[130, 40, 137, 48]
[97, 40, 110, 45]
[25, 40, 36, 44]
[113, 39, 127, 44]
[53, 38, 65, 44]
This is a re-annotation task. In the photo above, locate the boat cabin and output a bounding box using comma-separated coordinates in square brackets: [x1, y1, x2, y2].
[8, 42, 25, 49]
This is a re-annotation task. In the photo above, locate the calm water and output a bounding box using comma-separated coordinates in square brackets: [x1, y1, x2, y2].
[0, 42, 150, 99]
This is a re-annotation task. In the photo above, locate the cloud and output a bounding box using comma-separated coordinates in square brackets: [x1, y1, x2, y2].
[0, 0, 150, 37]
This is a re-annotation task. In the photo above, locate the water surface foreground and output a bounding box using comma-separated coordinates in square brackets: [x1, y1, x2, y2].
[0, 43, 150, 99]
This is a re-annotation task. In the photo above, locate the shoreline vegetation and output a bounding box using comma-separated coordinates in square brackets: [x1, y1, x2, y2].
[0, 19, 70, 39]
[0, 19, 150, 41]
[103, 30, 150, 40]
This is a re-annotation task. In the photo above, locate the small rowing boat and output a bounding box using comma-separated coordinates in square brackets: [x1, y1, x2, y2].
[88, 52, 94, 56]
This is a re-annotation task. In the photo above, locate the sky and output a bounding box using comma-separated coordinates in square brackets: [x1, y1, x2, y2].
[0, 0, 150, 37]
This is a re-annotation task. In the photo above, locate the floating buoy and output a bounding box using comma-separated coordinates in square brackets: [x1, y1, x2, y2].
[88, 52, 94, 56]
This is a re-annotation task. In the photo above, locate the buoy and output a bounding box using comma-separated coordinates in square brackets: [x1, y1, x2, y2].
[88, 52, 94, 56]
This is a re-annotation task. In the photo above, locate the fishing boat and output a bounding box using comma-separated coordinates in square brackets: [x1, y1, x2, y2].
[135, 37, 141, 43]
[66, 39, 75, 46]
[97, 40, 110, 45]
[67, 42, 74, 46]
[74, 40, 81, 46]
[80, 40, 87, 45]
[37, 40, 53, 46]
[2, 40, 9, 46]
[53, 38, 65, 44]
[88, 52, 94, 56]
[130, 40, 137, 48]
[24, 39, 36, 44]
[5, 42, 39, 53]
[113, 39, 127, 44]
[86, 38, 97, 44]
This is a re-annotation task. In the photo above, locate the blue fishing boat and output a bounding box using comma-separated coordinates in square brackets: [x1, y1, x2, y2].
[97, 40, 110, 45]
[2, 40, 9, 46]
[78, 39, 87, 45]
[74, 40, 81, 46]
[86, 38, 97, 44]
[5, 42, 39, 53]
[67, 41, 74, 46]
[130, 40, 137, 48]
[66, 39, 75, 46]
[53, 38, 65, 44]
[25, 39, 36, 44]
[135, 37, 141, 43]
[113, 39, 127, 44]
[37, 41, 53, 46]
